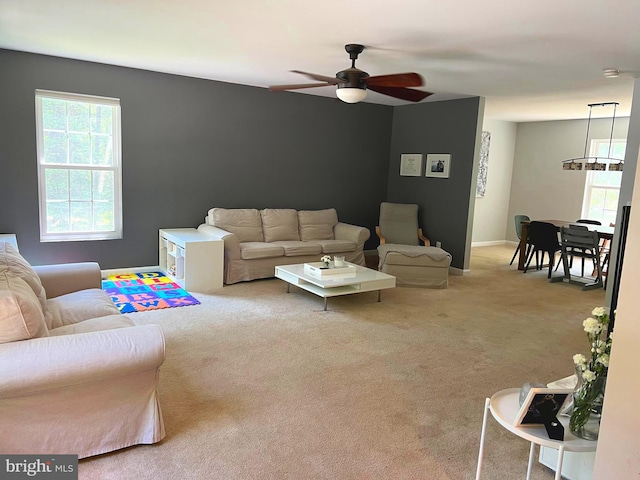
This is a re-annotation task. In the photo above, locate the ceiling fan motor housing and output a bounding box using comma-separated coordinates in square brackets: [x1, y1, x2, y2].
[336, 68, 369, 90]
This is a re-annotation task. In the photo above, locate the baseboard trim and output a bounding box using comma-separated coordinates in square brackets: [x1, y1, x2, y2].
[471, 240, 509, 247]
[449, 266, 467, 276]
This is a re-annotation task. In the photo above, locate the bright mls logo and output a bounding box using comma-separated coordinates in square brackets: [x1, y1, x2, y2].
[1, 455, 78, 479]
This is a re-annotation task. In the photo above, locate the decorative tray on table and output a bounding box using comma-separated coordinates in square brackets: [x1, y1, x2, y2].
[304, 262, 357, 278]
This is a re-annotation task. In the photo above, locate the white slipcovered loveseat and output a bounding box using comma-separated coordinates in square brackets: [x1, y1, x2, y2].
[198, 207, 370, 284]
[0, 242, 166, 458]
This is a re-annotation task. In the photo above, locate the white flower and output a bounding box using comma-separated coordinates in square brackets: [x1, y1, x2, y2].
[573, 354, 587, 365]
[321, 255, 331, 264]
[582, 370, 596, 382]
[583, 317, 602, 335]
[592, 306, 606, 317]
[596, 354, 610, 367]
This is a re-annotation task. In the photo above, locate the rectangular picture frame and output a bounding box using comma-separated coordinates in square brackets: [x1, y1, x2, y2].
[425, 154, 451, 178]
[513, 388, 573, 427]
[400, 154, 423, 177]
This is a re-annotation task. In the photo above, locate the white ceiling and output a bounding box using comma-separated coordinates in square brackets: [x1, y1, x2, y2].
[1, 0, 638, 122]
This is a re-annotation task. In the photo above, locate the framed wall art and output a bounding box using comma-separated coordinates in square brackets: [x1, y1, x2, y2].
[476, 131, 491, 197]
[400, 154, 423, 176]
[425, 154, 451, 178]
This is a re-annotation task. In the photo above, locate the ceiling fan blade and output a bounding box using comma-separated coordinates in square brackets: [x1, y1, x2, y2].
[269, 82, 333, 91]
[291, 70, 344, 84]
[368, 85, 433, 102]
[364, 73, 423, 88]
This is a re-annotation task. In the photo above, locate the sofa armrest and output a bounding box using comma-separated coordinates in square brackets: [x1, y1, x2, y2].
[0, 324, 165, 398]
[334, 222, 371, 247]
[198, 223, 241, 260]
[33, 262, 102, 299]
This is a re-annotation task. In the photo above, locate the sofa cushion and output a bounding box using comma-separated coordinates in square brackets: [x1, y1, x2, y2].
[0, 242, 48, 314]
[298, 209, 338, 241]
[48, 314, 135, 336]
[45, 288, 123, 330]
[210, 208, 264, 243]
[272, 241, 322, 257]
[240, 242, 285, 260]
[261, 209, 300, 242]
[313, 239, 357, 254]
[0, 272, 48, 344]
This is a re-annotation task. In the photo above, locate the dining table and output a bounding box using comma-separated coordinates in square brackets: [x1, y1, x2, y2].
[517, 220, 615, 271]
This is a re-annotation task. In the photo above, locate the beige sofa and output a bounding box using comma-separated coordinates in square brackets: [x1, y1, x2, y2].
[0, 242, 166, 458]
[198, 208, 370, 284]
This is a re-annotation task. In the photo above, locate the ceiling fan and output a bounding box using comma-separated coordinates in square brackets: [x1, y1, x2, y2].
[269, 44, 433, 104]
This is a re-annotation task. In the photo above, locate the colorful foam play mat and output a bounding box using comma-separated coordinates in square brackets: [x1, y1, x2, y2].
[102, 272, 200, 313]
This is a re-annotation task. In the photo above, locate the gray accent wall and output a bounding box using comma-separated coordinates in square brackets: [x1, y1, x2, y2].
[0, 49, 394, 268]
[387, 98, 484, 269]
[0, 48, 482, 271]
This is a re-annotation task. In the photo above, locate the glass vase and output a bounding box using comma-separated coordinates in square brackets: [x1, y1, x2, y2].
[569, 366, 606, 440]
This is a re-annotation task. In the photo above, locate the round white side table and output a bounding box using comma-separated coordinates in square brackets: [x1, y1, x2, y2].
[475, 388, 597, 480]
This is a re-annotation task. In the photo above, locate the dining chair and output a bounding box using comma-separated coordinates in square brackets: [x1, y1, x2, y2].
[574, 219, 602, 276]
[557, 225, 603, 289]
[509, 214, 530, 265]
[523, 221, 562, 278]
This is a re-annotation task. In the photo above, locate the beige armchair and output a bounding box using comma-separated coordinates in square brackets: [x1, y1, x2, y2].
[376, 202, 452, 288]
[0, 242, 166, 458]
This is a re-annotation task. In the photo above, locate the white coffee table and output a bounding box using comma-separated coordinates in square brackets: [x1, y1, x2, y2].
[275, 262, 396, 310]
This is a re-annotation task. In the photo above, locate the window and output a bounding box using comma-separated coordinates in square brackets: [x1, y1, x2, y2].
[581, 139, 625, 226]
[35, 90, 122, 242]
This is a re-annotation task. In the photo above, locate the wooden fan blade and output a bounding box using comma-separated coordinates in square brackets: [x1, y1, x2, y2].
[364, 73, 423, 88]
[367, 85, 433, 102]
[291, 70, 344, 84]
[269, 83, 333, 91]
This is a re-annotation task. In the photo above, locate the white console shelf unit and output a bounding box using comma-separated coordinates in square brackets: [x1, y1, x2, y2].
[159, 228, 223, 292]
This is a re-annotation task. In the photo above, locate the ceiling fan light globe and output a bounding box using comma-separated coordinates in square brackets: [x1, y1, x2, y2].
[336, 87, 367, 103]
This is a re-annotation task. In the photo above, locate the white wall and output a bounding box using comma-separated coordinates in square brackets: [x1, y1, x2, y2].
[506, 117, 630, 242]
[593, 78, 640, 479]
[472, 119, 517, 245]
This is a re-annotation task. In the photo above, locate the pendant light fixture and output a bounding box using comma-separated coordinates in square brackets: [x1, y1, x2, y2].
[561, 102, 623, 171]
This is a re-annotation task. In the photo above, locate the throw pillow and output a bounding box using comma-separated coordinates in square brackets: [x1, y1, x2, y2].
[0, 272, 48, 344]
[0, 242, 48, 314]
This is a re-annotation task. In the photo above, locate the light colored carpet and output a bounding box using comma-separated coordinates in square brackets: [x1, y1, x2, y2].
[80, 245, 605, 479]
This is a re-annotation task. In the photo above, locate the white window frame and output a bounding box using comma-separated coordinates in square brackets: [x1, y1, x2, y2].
[581, 138, 625, 225]
[35, 89, 122, 242]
